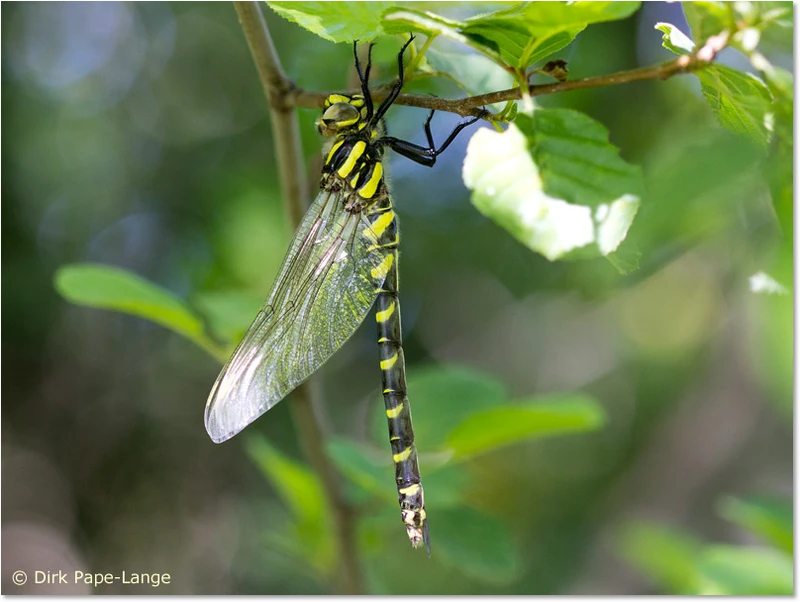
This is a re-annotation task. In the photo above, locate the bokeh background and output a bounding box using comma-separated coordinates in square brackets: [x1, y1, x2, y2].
[2, 1, 792, 595]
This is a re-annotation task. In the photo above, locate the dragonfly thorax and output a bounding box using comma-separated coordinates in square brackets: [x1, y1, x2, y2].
[321, 134, 386, 212]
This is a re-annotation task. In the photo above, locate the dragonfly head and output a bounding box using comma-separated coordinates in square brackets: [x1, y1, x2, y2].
[317, 94, 368, 136]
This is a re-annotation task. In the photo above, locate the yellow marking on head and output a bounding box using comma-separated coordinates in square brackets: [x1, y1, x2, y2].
[337, 115, 360, 127]
[380, 352, 398, 370]
[337, 141, 366, 178]
[386, 402, 404, 418]
[351, 97, 365, 107]
[358, 162, 384, 199]
[399, 483, 421, 496]
[326, 139, 344, 165]
[362, 207, 393, 241]
[370, 253, 394, 281]
[375, 301, 396, 323]
[393, 447, 412, 463]
[325, 94, 351, 107]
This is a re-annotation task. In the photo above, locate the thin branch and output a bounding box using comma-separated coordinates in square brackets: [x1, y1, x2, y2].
[232, 2, 363, 595]
[288, 51, 718, 118]
[234, 1, 307, 225]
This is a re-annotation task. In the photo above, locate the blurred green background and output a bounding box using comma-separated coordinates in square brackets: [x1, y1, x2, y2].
[2, 1, 792, 595]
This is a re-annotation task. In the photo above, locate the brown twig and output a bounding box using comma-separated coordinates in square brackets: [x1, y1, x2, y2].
[288, 49, 719, 118]
[232, 2, 362, 595]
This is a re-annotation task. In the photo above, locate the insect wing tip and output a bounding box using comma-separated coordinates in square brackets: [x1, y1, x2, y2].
[204, 402, 237, 444]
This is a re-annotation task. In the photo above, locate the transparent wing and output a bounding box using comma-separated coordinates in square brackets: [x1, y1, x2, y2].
[205, 189, 389, 443]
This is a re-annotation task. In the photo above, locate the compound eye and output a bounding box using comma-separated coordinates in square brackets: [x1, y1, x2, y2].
[320, 102, 360, 129]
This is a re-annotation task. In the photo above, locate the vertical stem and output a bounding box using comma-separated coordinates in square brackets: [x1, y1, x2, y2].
[232, 2, 363, 594]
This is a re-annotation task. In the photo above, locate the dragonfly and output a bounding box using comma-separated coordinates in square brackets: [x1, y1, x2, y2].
[204, 37, 483, 553]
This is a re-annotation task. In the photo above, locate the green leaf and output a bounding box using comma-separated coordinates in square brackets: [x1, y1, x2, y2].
[434, 506, 521, 584]
[445, 394, 605, 459]
[618, 522, 702, 593]
[328, 437, 396, 501]
[382, 7, 505, 65]
[683, 1, 732, 46]
[697, 64, 773, 147]
[268, 1, 393, 43]
[718, 496, 793, 553]
[424, 48, 514, 98]
[370, 365, 508, 453]
[755, 60, 793, 237]
[383, 3, 639, 69]
[752, 3, 793, 53]
[54, 263, 224, 360]
[327, 437, 470, 508]
[655, 22, 695, 54]
[245, 436, 335, 573]
[459, 2, 641, 69]
[464, 110, 644, 267]
[191, 289, 264, 347]
[696, 545, 793, 595]
[606, 244, 642, 275]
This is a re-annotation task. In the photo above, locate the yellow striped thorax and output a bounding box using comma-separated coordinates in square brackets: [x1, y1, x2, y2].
[318, 94, 386, 205]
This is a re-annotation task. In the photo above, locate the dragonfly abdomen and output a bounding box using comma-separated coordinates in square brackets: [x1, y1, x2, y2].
[372, 206, 429, 552]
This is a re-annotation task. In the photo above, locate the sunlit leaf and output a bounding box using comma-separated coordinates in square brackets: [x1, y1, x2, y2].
[267, 1, 392, 43]
[434, 506, 520, 584]
[655, 22, 695, 54]
[696, 545, 793, 595]
[464, 110, 643, 269]
[718, 496, 793, 553]
[748, 271, 789, 295]
[618, 522, 702, 593]
[384, 3, 639, 69]
[459, 2, 641, 68]
[382, 7, 504, 65]
[54, 263, 224, 360]
[445, 394, 605, 459]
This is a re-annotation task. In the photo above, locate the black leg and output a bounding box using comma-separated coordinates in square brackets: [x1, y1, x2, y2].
[382, 138, 437, 167]
[380, 110, 486, 168]
[354, 42, 375, 121]
[423, 110, 436, 149]
[371, 36, 415, 126]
